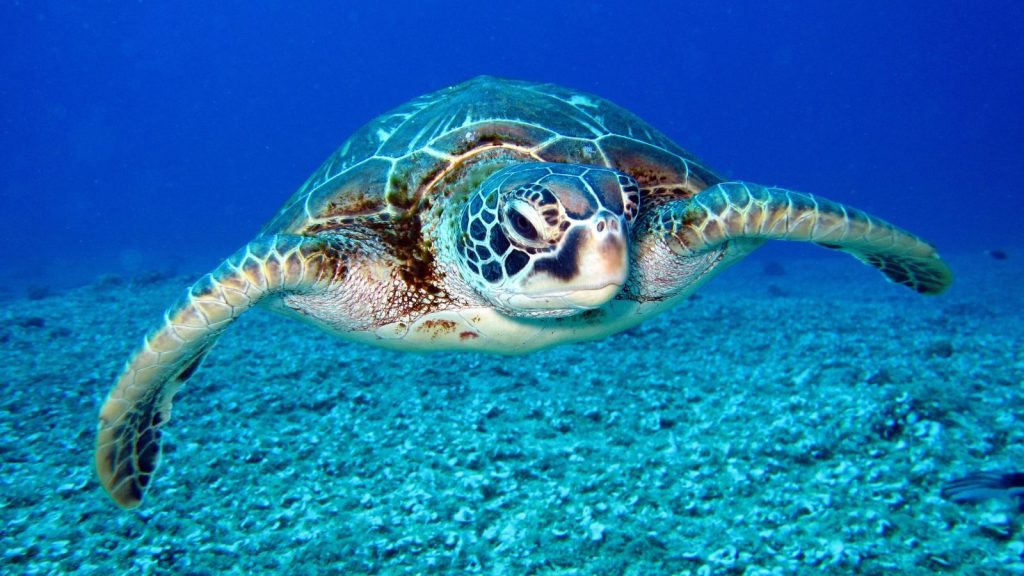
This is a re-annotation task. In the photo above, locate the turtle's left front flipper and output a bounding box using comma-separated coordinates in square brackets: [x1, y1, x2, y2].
[95, 235, 346, 508]
[644, 181, 953, 295]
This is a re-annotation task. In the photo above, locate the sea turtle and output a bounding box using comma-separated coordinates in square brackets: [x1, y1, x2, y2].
[96, 76, 953, 507]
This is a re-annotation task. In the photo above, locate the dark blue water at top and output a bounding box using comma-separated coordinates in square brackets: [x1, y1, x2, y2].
[2, 1, 1022, 289]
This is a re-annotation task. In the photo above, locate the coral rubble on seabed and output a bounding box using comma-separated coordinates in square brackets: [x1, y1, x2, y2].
[1, 253, 1021, 575]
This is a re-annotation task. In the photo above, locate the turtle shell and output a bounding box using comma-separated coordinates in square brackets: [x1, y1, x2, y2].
[262, 76, 722, 236]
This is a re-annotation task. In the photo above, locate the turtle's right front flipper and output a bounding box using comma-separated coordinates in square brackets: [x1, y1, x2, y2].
[638, 181, 953, 297]
[96, 235, 345, 508]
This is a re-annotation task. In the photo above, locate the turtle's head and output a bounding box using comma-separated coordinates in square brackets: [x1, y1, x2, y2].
[453, 162, 640, 317]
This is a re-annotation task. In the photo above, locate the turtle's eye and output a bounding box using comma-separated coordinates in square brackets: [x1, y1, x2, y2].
[503, 202, 548, 248]
[510, 210, 538, 241]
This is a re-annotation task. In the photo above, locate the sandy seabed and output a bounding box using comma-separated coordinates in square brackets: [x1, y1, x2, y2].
[1, 253, 1022, 575]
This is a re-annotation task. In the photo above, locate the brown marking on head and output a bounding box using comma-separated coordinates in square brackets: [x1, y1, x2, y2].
[584, 170, 625, 213]
[543, 175, 597, 219]
[599, 232, 626, 264]
[533, 227, 587, 281]
[459, 331, 479, 340]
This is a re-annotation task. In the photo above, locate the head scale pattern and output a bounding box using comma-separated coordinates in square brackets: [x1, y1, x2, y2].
[454, 162, 640, 317]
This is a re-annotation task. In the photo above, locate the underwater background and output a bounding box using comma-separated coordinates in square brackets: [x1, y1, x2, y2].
[2, 1, 1024, 574]
[4, 0, 1023, 287]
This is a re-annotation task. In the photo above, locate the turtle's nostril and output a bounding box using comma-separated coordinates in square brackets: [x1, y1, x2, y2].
[593, 211, 623, 236]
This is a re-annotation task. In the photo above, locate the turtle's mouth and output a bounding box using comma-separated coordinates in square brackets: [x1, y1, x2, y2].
[507, 281, 624, 311]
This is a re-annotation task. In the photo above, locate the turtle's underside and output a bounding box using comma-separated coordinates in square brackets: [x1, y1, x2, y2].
[96, 76, 953, 507]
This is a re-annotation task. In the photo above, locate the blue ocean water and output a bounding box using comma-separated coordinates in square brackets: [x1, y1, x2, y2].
[3, 1, 1022, 289]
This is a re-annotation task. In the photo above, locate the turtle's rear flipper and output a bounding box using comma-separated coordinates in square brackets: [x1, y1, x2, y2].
[95, 235, 345, 508]
[656, 181, 953, 294]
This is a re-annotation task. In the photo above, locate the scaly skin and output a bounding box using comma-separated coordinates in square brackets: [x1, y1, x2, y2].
[649, 182, 953, 295]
